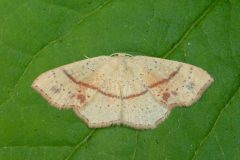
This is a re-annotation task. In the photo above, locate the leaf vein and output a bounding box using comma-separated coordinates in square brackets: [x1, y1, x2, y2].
[132, 131, 139, 160]
[64, 129, 96, 160]
[162, 0, 219, 58]
[131, 0, 220, 155]
[190, 83, 240, 160]
[0, 0, 113, 108]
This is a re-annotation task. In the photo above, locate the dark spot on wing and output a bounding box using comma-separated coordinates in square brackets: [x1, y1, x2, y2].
[162, 92, 170, 101]
[77, 94, 86, 104]
[50, 86, 60, 94]
[186, 82, 195, 91]
[171, 91, 178, 96]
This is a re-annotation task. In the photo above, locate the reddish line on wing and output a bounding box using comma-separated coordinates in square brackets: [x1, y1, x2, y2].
[62, 65, 181, 100]
[62, 70, 120, 99]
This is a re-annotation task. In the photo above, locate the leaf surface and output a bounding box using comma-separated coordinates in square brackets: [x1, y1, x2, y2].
[0, 0, 239, 159]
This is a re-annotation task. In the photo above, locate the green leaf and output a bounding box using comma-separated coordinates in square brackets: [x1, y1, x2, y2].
[0, 0, 239, 159]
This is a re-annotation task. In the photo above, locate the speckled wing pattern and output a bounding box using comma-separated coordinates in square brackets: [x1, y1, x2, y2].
[32, 53, 213, 129]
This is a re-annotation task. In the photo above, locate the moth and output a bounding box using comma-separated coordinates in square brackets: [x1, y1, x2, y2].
[32, 53, 213, 129]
